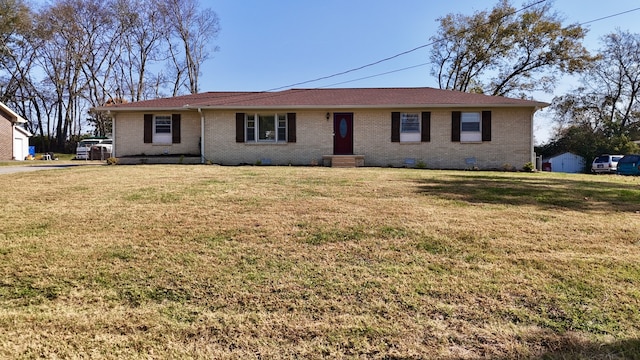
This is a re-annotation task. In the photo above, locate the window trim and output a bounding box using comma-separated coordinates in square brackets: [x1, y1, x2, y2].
[144, 113, 180, 144]
[460, 112, 482, 143]
[391, 111, 430, 143]
[452, 111, 491, 143]
[400, 112, 421, 143]
[244, 112, 288, 143]
[153, 115, 173, 144]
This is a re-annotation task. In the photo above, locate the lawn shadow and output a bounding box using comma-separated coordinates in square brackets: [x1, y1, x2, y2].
[538, 337, 640, 359]
[414, 173, 640, 213]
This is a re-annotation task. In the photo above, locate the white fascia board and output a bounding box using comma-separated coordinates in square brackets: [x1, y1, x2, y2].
[0, 102, 27, 123]
[185, 103, 547, 111]
[14, 126, 32, 137]
[95, 102, 549, 112]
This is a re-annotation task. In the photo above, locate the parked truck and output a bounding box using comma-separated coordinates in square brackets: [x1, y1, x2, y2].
[75, 137, 112, 160]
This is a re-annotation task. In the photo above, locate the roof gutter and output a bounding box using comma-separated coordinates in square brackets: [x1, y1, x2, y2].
[96, 103, 549, 112]
[111, 111, 116, 158]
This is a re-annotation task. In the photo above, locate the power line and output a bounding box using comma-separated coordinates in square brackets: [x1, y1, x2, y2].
[264, 44, 435, 91]
[319, 63, 431, 88]
[265, 0, 548, 92]
[267, 3, 640, 92]
[579, 7, 640, 25]
[193, 2, 640, 103]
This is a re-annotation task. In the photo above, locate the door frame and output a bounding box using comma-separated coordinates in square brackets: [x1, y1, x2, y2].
[333, 112, 354, 155]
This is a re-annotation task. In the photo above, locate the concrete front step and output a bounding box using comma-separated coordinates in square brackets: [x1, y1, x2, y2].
[331, 157, 357, 168]
[322, 155, 365, 168]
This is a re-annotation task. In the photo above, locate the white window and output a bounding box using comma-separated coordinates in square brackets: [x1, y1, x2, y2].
[400, 113, 420, 142]
[460, 112, 481, 142]
[153, 115, 172, 144]
[246, 113, 287, 142]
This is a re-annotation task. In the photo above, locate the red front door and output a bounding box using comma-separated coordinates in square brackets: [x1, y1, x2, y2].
[333, 113, 353, 155]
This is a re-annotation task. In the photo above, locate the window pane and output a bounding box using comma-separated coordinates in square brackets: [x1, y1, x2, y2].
[400, 113, 420, 133]
[246, 126, 255, 142]
[461, 122, 480, 132]
[259, 115, 275, 140]
[277, 114, 286, 141]
[461, 112, 480, 122]
[155, 116, 172, 133]
[246, 115, 255, 141]
[153, 115, 172, 143]
[461, 112, 480, 132]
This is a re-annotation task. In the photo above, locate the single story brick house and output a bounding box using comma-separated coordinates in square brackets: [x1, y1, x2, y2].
[0, 102, 31, 161]
[95, 87, 548, 169]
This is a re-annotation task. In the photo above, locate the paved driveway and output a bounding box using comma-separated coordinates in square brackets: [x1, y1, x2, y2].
[0, 163, 98, 175]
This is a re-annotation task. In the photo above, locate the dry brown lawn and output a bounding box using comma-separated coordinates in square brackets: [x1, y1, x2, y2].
[1, 165, 639, 359]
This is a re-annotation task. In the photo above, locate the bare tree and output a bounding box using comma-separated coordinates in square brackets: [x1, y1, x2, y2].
[113, 0, 166, 102]
[0, 0, 35, 103]
[156, 0, 220, 94]
[77, 0, 125, 136]
[34, 0, 90, 149]
[0, 0, 221, 151]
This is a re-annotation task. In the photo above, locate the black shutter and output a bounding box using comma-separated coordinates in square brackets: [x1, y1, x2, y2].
[287, 113, 296, 143]
[172, 114, 181, 144]
[421, 112, 431, 142]
[235, 113, 245, 143]
[144, 114, 152, 143]
[391, 112, 400, 142]
[451, 111, 461, 142]
[482, 111, 491, 141]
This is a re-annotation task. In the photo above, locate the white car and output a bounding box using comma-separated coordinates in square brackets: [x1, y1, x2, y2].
[591, 154, 623, 174]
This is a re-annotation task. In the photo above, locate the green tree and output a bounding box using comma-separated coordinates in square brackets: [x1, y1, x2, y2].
[540, 124, 638, 172]
[430, 0, 593, 97]
[551, 30, 640, 163]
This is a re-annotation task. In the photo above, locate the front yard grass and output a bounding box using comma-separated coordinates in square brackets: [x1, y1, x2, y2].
[0, 166, 639, 359]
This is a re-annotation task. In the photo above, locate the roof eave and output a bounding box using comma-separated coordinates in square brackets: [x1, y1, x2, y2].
[93, 106, 200, 112]
[14, 126, 32, 137]
[96, 103, 549, 112]
[0, 102, 27, 123]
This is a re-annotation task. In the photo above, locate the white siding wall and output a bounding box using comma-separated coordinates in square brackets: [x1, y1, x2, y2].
[546, 153, 585, 173]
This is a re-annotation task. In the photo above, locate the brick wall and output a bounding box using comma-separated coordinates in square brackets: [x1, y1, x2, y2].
[355, 107, 533, 169]
[114, 111, 201, 157]
[0, 116, 12, 160]
[203, 110, 332, 165]
[116, 107, 535, 169]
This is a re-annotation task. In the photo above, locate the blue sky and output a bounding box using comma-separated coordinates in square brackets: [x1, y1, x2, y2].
[203, 1, 640, 144]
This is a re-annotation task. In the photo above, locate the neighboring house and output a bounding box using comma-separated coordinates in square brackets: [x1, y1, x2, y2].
[543, 152, 585, 173]
[0, 102, 31, 161]
[95, 88, 548, 169]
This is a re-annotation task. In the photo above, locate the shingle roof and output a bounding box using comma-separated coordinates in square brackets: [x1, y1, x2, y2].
[97, 87, 548, 111]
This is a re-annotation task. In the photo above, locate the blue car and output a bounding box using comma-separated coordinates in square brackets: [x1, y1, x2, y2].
[616, 154, 640, 175]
